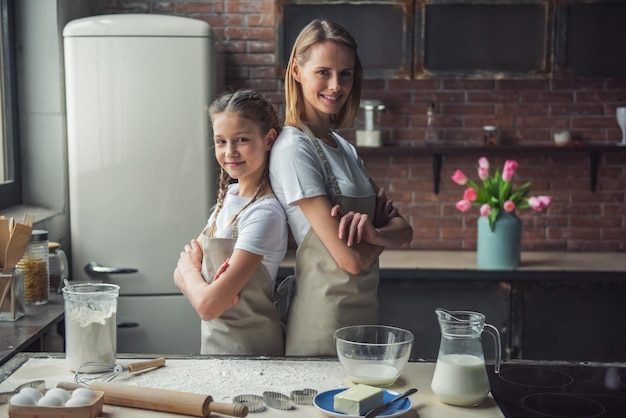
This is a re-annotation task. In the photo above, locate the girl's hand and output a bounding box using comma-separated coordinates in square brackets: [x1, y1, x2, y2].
[373, 187, 399, 228]
[331, 205, 378, 247]
[174, 239, 203, 294]
[212, 258, 240, 307]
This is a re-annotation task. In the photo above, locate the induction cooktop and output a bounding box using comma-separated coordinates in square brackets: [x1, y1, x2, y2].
[488, 363, 626, 417]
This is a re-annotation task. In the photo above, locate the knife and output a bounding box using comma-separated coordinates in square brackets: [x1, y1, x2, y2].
[364, 388, 417, 418]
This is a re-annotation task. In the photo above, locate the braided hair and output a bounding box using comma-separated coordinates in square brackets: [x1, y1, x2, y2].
[206, 89, 281, 237]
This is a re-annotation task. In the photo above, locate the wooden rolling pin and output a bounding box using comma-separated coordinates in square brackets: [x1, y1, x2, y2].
[57, 381, 248, 417]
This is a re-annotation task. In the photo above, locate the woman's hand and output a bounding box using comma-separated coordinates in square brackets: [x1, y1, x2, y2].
[373, 187, 399, 228]
[331, 205, 378, 247]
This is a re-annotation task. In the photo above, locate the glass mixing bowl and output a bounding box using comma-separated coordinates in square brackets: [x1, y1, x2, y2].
[334, 325, 414, 387]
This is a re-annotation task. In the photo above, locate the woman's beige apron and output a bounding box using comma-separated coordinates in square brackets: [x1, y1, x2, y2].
[200, 195, 284, 356]
[285, 125, 380, 356]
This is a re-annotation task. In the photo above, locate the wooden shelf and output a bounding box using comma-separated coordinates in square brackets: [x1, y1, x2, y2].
[356, 145, 626, 193]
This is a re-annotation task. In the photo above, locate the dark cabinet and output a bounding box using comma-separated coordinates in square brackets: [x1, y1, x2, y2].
[378, 278, 510, 361]
[557, 1, 626, 77]
[276, 265, 626, 362]
[514, 280, 626, 362]
[278, 0, 626, 79]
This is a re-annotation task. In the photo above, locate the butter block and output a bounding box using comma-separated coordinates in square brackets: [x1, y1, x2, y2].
[333, 384, 384, 415]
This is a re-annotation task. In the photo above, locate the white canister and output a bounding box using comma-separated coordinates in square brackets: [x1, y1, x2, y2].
[356, 99, 385, 147]
[553, 131, 571, 146]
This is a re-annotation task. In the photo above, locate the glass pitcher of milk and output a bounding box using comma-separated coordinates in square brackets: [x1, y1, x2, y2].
[431, 308, 501, 407]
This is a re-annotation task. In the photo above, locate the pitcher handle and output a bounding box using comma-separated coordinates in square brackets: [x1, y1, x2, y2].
[484, 323, 502, 373]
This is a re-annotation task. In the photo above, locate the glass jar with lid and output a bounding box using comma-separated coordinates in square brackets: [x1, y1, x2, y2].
[49, 241, 69, 293]
[17, 229, 50, 305]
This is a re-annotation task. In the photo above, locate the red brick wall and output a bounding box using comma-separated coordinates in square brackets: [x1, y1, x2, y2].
[95, 0, 626, 252]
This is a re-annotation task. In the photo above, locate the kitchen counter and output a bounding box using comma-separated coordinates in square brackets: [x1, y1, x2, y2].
[0, 353, 504, 418]
[279, 250, 626, 280]
[0, 293, 64, 367]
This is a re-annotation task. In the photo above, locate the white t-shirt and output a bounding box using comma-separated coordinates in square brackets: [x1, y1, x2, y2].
[269, 126, 373, 246]
[207, 183, 288, 281]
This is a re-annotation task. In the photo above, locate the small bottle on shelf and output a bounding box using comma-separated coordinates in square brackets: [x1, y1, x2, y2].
[425, 102, 440, 144]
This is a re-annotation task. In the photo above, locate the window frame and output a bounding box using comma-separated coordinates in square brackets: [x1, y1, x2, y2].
[0, 0, 21, 210]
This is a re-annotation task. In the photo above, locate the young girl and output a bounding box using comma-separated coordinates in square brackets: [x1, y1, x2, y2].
[269, 19, 414, 356]
[174, 89, 287, 356]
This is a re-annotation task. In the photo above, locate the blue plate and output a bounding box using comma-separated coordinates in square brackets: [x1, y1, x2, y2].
[313, 388, 412, 418]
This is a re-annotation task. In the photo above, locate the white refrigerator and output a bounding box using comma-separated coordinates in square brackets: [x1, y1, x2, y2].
[63, 14, 217, 354]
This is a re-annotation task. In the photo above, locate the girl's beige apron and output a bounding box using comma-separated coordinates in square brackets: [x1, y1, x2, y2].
[285, 125, 380, 356]
[200, 196, 284, 356]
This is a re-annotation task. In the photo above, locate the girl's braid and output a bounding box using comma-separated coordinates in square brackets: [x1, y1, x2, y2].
[206, 168, 232, 238]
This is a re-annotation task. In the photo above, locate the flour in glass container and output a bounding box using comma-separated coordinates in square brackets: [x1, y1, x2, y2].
[65, 304, 117, 372]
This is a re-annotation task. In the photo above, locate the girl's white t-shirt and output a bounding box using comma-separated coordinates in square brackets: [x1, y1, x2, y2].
[269, 126, 373, 246]
[208, 183, 288, 281]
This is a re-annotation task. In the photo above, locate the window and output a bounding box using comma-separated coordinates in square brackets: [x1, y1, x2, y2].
[0, 0, 21, 210]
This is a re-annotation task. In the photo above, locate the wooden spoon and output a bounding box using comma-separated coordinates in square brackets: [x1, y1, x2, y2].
[0, 216, 8, 268]
[3, 222, 33, 269]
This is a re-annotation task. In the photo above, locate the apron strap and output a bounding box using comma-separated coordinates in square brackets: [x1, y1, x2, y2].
[298, 123, 342, 198]
[230, 193, 275, 240]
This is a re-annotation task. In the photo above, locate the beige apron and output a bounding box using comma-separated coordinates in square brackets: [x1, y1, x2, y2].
[200, 195, 284, 356]
[285, 125, 380, 356]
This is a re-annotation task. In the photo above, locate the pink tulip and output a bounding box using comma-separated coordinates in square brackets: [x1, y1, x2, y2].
[480, 204, 491, 217]
[478, 157, 489, 169]
[538, 195, 551, 207]
[502, 160, 518, 181]
[451, 170, 468, 186]
[478, 167, 489, 180]
[528, 195, 551, 212]
[503, 200, 516, 212]
[463, 187, 477, 201]
[456, 199, 471, 212]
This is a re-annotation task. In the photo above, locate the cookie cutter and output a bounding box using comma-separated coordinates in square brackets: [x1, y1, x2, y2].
[233, 394, 265, 413]
[263, 390, 294, 410]
[290, 388, 318, 405]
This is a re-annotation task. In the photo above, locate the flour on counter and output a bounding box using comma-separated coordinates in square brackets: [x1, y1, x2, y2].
[1, 358, 347, 402]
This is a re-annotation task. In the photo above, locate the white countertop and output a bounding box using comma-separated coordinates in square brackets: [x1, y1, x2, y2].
[0, 356, 504, 418]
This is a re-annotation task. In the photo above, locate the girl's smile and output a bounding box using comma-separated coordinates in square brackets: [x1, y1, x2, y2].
[212, 111, 274, 197]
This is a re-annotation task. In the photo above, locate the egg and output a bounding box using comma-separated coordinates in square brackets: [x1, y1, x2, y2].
[65, 397, 92, 407]
[71, 387, 98, 401]
[18, 387, 43, 401]
[37, 395, 64, 406]
[9, 393, 37, 406]
[44, 387, 71, 403]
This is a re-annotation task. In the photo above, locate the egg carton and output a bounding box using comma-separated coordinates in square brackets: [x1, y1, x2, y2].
[6, 387, 104, 418]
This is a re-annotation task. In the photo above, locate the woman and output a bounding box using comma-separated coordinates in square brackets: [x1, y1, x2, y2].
[270, 19, 413, 356]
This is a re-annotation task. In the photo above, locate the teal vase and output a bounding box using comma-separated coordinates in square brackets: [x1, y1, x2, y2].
[476, 211, 522, 270]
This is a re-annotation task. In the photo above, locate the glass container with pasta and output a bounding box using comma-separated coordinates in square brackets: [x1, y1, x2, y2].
[17, 229, 49, 305]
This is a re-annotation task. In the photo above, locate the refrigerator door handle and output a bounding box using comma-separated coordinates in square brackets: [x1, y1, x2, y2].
[84, 262, 138, 276]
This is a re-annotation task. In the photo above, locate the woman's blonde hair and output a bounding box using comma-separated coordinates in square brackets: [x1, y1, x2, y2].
[206, 89, 281, 237]
[284, 19, 363, 129]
